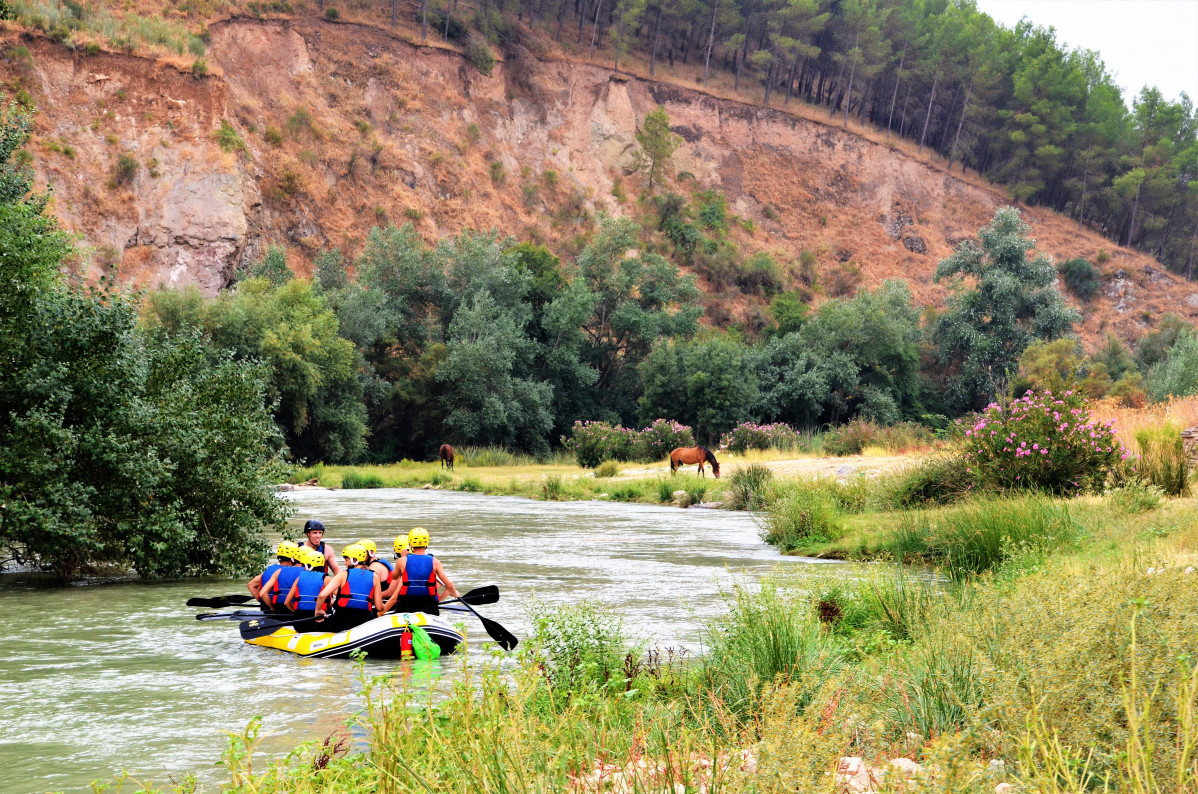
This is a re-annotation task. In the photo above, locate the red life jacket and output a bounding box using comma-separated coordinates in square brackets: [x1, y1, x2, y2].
[399, 554, 437, 598]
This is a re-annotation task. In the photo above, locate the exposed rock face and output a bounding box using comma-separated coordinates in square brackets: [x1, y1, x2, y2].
[3, 17, 1193, 345]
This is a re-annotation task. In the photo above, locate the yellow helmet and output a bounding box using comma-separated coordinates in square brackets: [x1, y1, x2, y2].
[342, 543, 368, 564]
[358, 539, 378, 557]
[276, 540, 301, 561]
[408, 526, 430, 548]
[302, 548, 326, 569]
[393, 534, 410, 555]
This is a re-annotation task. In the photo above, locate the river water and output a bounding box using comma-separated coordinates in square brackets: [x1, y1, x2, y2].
[1, 488, 836, 793]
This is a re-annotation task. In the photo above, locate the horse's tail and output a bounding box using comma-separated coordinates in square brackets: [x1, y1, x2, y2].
[669, 451, 677, 472]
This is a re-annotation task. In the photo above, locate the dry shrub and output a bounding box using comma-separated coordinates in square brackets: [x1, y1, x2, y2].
[1090, 395, 1198, 452]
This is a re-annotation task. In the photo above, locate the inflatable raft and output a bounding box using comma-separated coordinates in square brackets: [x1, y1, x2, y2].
[244, 612, 465, 659]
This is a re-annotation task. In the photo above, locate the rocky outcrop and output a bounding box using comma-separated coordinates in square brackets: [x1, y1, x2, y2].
[3, 17, 1193, 344]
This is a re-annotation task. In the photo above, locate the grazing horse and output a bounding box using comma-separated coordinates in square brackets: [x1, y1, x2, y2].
[439, 444, 455, 470]
[669, 445, 720, 478]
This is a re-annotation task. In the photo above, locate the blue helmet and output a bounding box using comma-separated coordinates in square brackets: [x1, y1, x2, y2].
[303, 519, 325, 533]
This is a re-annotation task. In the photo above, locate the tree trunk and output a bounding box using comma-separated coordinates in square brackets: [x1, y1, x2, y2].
[763, 56, 775, 106]
[556, 0, 568, 40]
[827, 51, 846, 117]
[702, 0, 718, 88]
[948, 72, 973, 170]
[783, 49, 801, 105]
[842, 29, 859, 128]
[578, 0, 587, 44]
[1077, 157, 1089, 230]
[886, 44, 906, 136]
[650, 4, 663, 76]
[918, 70, 938, 154]
[588, 0, 605, 60]
[734, 20, 747, 91]
[445, 0, 456, 40]
[899, 80, 912, 137]
[1126, 181, 1141, 247]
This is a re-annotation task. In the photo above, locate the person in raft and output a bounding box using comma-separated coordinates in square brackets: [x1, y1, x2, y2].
[381, 527, 459, 616]
[299, 519, 341, 576]
[250, 540, 303, 613]
[358, 539, 395, 594]
[314, 544, 384, 632]
[283, 547, 330, 620]
[381, 534, 409, 603]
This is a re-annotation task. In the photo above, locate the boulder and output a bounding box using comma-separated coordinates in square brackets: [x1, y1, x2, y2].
[837, 464, 857, 478]
[888, 758, 920, 776]
[995, 784, 1014, 794]
[835, 757, 875, 793]
[902, 234, 927, 254]
[691, 501, 724, 509]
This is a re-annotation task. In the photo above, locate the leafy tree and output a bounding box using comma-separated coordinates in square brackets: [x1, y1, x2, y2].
[634, 106, 680, 191]
[437, 291, 554, 452]
[146, 279, 368, 463]
[767, 290, 809, 336]
[1016, 338, 1111, 398]
[638, 334, 757, 442]
[0, 100, 288, 578]
[1144, 328, 1198, 402]
[753, 334, 857, 427]
[575, 216, 702, 423]
[249, 244, 294, 286]
[933, 207, 1080, 411]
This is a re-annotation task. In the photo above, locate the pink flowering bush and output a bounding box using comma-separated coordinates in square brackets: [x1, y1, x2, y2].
[962, 390, 1130, 493]
[720, 422, 801, 454]
[562, 421, 638, 468]
[636, 419, 695, 461]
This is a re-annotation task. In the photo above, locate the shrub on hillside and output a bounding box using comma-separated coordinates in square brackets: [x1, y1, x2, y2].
[962, 390, 1129, 493]
[562, 420, 637, 468]
[636, 419, 694, 461]
[1059, 257, 1100, 300]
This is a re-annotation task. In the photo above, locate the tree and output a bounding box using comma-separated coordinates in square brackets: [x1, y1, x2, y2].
[437, 291, 554, 452]
[575, 216, 702, 423]
[0, 99, 288, 578]
[248, 244, 294, 286]
[634, 106, 680, 191]
[1144, 328, 1198, 402]
[638, 334, 757, 442]
[933, 207, 1080, 411]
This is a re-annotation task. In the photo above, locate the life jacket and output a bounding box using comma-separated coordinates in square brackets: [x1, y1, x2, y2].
[270, 567, 304, 606]
[259, 563, 282, 595]
[372, 557, 394, 586]
[336, 568, 377, 611]
[295, 569, 326, 611]
[399, 554, 437, 598]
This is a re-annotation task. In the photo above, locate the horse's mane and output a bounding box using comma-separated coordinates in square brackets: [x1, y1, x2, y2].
[697, 444, 718, 463]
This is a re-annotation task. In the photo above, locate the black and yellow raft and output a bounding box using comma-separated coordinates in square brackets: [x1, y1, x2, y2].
[244, 612, 465, 659]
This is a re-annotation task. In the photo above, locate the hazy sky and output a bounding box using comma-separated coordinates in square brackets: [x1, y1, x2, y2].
[973, 0, 1198, 106]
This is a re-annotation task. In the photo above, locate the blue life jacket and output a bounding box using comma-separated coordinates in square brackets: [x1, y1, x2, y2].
[295, 570, 326, 611]
[400, 554, 437, 598]
[260, 563, 282, 595]
[377, 557, 394, 572]
[336, 568, 376, 611]
[271, 567, 304, 606]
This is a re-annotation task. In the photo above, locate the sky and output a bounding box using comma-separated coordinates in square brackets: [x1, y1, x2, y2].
[973, 0, 1198, 106]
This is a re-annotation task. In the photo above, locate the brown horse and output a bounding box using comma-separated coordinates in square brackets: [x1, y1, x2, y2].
[669, 445, 720, 478]
[439, 443, 455, 470]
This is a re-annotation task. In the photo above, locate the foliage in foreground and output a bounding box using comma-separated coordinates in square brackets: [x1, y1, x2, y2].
[0, 97, 289, 578]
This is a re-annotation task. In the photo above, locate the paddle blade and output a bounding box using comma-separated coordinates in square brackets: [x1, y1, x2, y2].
[196, 610, 269, 621]
[455, 585, 499, 606]
[240, 615, 323, 640]
[187, 594, 255, 608]
[470, 613, 518, 651]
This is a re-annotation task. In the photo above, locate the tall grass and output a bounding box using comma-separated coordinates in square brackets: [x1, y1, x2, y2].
[1131, 423, 1190, 497]
[761, 480, 846, 551]
[340, 469, 383, 489]
[699, 578, 846, 722]
[724, 463, 773, 509]
[13, 0, 205, 57]
[885, 496, 1078, 580]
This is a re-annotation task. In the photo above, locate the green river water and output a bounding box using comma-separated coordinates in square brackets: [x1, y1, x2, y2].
[1, 488, 835, 793]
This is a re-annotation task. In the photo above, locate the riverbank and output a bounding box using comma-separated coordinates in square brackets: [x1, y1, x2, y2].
[289, 450, 918, 507]
[200, 487, 1198, 793]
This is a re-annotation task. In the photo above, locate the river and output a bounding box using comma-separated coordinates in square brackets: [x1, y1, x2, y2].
[0, 488, 836, 793]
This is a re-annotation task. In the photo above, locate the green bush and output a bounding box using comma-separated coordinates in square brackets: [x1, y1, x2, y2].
[636, 419, 694, 461]
[528, 601, 631, 696]
[594, 459, 620, 478]
[822, 420, 877, 456]
[720, 422, 800, 453]
[884, 496, 1078, 580]
[324, 6, 339, 18]
[109, 152, 138, 187]
[214, 119, 246, 154]
[562, 421, 637, 467]
[341, 469, 383, 489]
[1107, 478, 1164, 512]
[762, 482, 843, 551]
[725, 463, 773, 509]
[458, 475, 482, 492]
[1058, 257, 1100, 300]
[881, 456, 972, 508]
[465, 35, 494, 76]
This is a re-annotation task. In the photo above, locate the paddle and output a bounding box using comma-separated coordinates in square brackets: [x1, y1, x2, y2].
[450, 598, 518, 651]
[239, 614, 330, 640]
[438, 584, 499, 607]
[186, 594, 255, 608]
[195, 609, 271, 621]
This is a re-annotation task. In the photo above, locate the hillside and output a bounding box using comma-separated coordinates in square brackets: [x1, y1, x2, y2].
[1, 14, 1194, 346]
